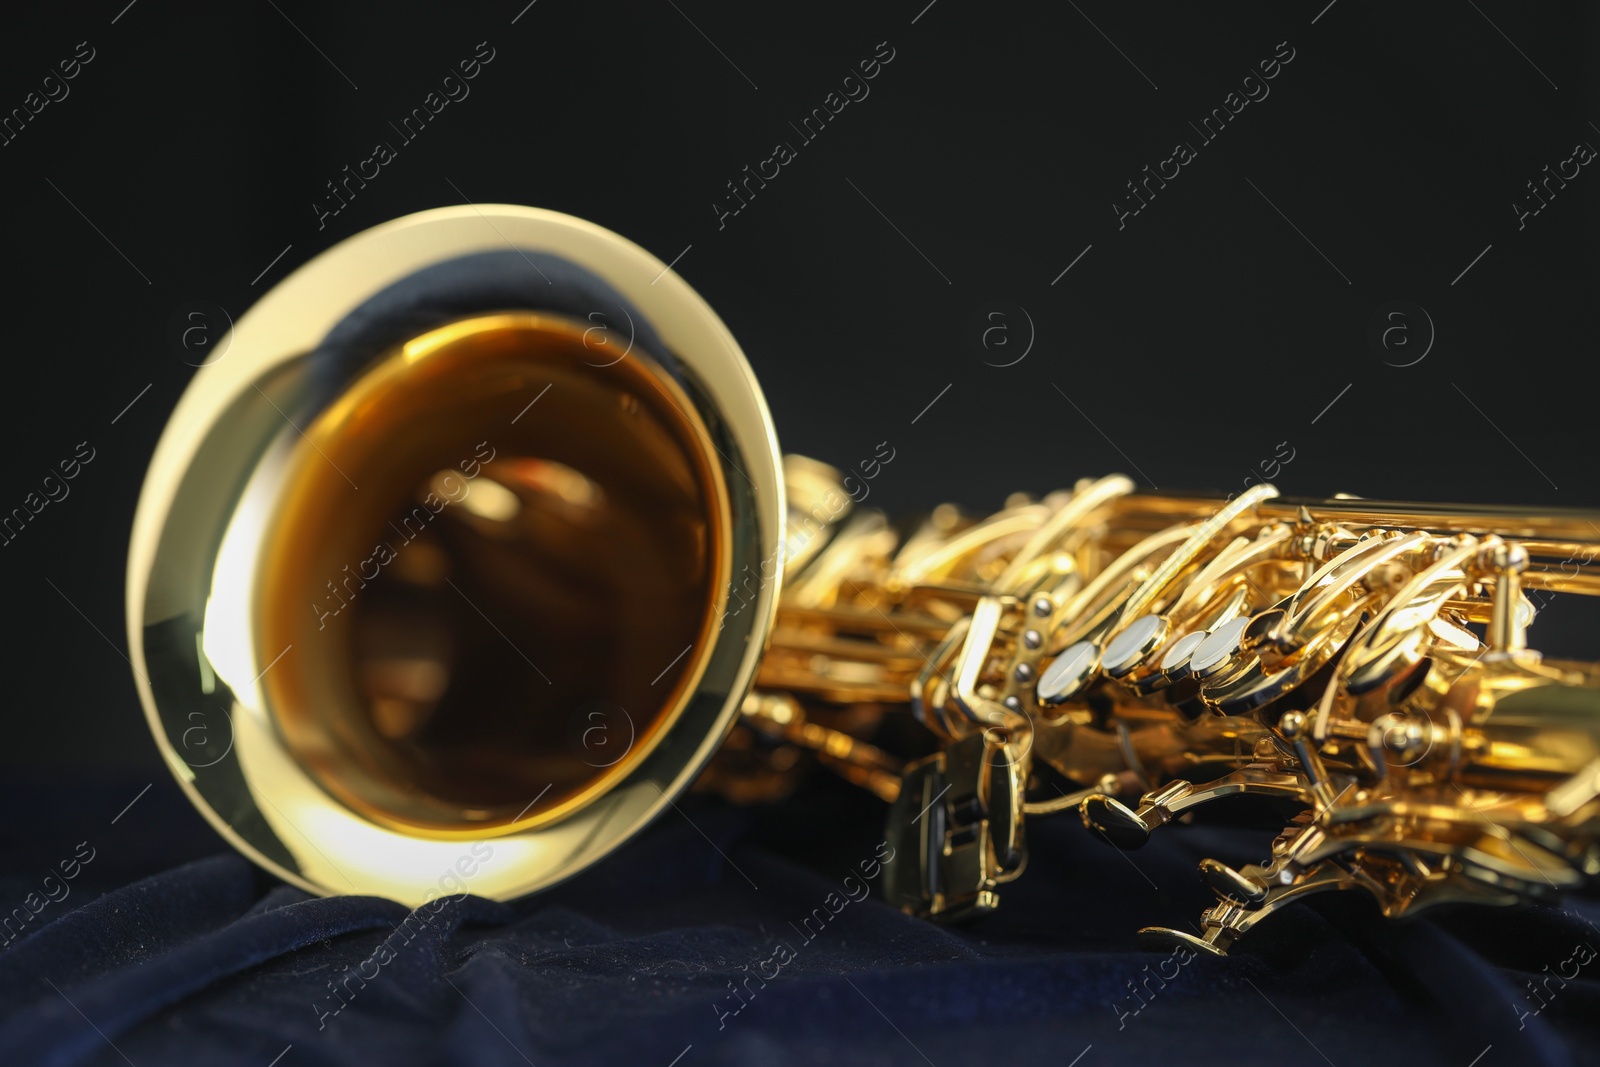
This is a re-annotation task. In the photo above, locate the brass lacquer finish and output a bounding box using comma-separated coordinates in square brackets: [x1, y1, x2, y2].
[131, 204, 1600, 952]
[128, 206, 780, 906]
[257, 314, 727, 836]
[769, 484, 1600, 948]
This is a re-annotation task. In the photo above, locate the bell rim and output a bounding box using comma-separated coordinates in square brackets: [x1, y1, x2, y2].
[125, 205, 784, 905]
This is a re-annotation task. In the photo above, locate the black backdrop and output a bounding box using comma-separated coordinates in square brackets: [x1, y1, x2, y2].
[2, 1, 1596, 771]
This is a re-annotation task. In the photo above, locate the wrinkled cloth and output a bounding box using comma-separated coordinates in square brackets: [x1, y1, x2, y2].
[1, 771, 1597, 1067]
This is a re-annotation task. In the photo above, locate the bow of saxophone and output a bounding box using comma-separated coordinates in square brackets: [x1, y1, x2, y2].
[738, 469, 1600, 953]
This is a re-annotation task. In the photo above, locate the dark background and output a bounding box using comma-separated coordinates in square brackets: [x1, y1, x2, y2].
[2, 2, 1596, 768]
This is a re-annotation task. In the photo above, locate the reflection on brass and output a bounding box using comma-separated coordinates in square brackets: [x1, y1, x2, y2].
[258, 314, 726, 836]
[130, 207, 1600, 953]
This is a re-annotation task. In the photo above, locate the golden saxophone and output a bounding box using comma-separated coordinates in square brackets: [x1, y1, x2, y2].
[128, 206, 1600, 954]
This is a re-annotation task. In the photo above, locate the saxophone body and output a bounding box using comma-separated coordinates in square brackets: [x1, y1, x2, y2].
[751, 475, 1600, 952]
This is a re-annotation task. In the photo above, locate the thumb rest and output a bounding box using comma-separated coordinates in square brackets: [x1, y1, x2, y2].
[128, 205, 1600, 955]
[735, 472, 1600, 954]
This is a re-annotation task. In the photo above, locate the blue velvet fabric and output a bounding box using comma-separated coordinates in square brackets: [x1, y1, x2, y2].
[1, 772, 1597, 1066]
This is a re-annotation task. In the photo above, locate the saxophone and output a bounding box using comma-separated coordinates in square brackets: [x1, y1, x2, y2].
[129, 205, 1600, 954]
